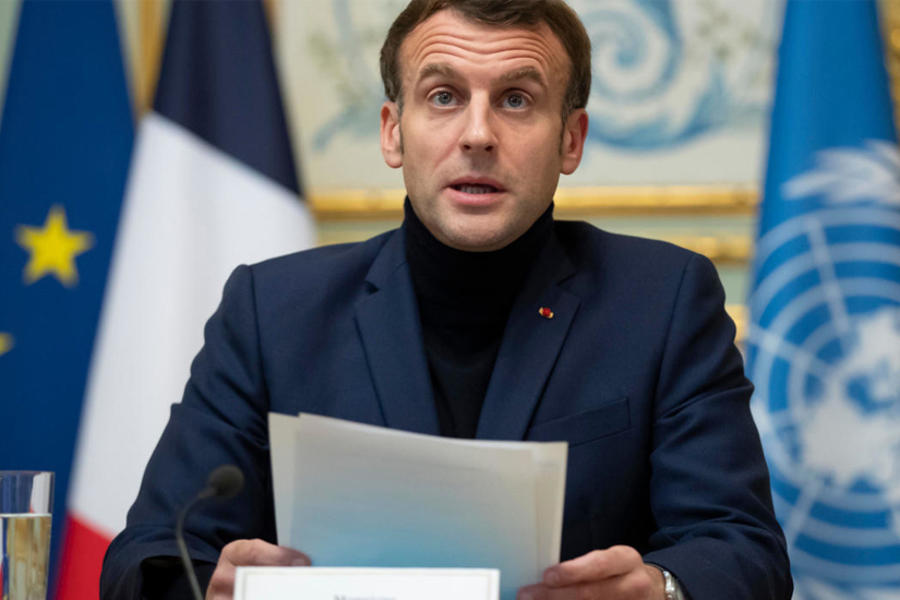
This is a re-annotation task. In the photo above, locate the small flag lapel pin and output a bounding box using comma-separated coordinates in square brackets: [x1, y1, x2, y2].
[538, 306, 554, 319]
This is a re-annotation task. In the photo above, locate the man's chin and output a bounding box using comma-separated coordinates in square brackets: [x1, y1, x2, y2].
[439, 223, 521, 253]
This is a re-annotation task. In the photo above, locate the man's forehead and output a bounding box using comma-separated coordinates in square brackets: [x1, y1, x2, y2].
[399, 9, 569, 86]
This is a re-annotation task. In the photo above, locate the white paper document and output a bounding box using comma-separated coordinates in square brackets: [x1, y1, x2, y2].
[269, 413, 568, 600]
[234, 567, 499, 600]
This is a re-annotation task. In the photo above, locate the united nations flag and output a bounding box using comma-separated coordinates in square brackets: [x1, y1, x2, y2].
[747, 1, 900, 597]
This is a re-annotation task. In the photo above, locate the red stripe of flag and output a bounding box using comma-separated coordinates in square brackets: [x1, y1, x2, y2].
[54, 514, 111, 599]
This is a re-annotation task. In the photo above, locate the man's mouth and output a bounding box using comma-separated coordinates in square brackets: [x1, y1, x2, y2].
[450, 183, 501, 194]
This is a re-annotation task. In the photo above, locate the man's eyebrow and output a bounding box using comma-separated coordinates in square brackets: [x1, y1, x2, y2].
[417, 63, 458, 82]
[497, 66, 546, 87]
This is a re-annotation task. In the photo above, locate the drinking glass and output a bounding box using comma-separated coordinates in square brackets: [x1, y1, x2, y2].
[0, 472, 53, 600]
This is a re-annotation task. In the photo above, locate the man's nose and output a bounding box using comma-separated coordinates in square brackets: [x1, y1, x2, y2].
[459, 96, 497, 153]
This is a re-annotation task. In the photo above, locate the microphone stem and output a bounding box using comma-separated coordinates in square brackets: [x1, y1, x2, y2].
[176, 494, 206, 600]
[174, 465, 243, 600]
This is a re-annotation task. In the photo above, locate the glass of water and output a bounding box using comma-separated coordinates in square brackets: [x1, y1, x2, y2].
[0, 472, 53, 600]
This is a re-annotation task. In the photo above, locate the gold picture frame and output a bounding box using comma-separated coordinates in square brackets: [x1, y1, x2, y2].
[308, 185, 758, 220]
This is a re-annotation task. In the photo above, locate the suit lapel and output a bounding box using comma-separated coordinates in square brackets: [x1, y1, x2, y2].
[355, 230, 440, 435]
[476, 233, 581, 440]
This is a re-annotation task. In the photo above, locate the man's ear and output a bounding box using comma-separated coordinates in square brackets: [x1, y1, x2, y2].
[560, 108, 588, 175]
[380, 101, 403, 168]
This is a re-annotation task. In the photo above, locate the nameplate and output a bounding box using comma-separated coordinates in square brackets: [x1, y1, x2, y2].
[234, 567, 500, 600]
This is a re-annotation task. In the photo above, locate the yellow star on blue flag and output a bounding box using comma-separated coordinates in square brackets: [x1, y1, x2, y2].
[0, 333, 12, 356]
[15, 204, 94, 287]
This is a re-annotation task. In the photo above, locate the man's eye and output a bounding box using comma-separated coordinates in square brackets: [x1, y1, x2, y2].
[503, 93, 528, 109]
[431, 91, 455, 106]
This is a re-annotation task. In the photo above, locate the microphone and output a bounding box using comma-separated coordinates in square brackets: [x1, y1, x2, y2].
[175, 464, 245, 600]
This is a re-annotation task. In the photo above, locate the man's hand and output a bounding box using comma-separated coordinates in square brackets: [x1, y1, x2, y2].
[517, 546, 665, 600]
[205, 538, 310, 600]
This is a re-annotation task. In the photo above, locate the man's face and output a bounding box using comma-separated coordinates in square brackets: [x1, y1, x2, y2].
[380, 10, 588, 252]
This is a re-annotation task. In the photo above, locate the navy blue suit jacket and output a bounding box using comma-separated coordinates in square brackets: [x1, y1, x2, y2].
[101, 221, 791, 599]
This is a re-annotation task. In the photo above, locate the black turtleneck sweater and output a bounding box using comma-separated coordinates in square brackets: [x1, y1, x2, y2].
[404, 199, 553, 438]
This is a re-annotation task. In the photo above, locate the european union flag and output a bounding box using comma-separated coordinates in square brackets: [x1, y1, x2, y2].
[747, 1, 900, 597]
[0, 0, 133, 588]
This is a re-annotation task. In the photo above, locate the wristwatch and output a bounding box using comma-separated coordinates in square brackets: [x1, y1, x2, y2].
[652, 565, 686, 600]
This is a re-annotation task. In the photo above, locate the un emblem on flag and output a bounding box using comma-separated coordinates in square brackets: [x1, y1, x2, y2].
[748, 141, 900, 594]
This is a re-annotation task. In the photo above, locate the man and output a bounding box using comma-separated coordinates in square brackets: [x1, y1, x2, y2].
[101, 1, 792, 599]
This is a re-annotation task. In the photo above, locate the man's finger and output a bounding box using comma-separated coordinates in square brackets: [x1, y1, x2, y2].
[221, 538, 311, 567]
[520, 571, 654, 600]
[518, 581, 609, 600]
[542, 545, 642, 587]
[517, 583, 549, 600]
[208, 539, 311, 599]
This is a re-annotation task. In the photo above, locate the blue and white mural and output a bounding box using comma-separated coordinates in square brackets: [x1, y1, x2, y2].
[576, 0, 775, 150]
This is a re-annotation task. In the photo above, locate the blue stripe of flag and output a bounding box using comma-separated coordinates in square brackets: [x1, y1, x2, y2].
[154, 0, 301, 194]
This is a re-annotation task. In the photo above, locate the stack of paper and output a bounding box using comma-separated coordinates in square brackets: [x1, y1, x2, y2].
[269, 413, 567, 600]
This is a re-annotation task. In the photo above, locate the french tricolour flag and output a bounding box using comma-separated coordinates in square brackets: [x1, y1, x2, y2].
[56, 1, 313, 596]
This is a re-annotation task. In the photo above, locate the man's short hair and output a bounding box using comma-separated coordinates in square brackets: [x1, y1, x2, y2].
[380, 0, 592, 116]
